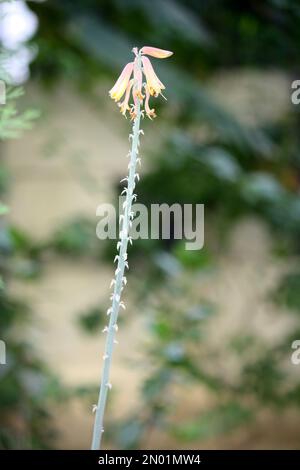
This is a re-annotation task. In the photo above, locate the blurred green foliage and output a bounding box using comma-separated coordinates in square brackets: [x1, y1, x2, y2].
[0, 87, 39, 140]
[275, 271, 300, 313]
[173, 402, 252, 442]
[0, 71, 55, 448]
[0, 291, 56, 448]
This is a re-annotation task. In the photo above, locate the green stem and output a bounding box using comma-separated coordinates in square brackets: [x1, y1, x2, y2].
[91, 55, 142, 450]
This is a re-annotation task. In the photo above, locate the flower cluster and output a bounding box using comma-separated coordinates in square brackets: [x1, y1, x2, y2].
[109, 46, 173, 120]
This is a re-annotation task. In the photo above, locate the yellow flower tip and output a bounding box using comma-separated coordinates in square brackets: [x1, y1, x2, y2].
[134, 90, 145, 102]
[118, 102, 129, 116]
[146, 109, 156, 120]
[116, 79, 134, 118]
[141, 46, 173, 59]
[150, 89, 159, 97]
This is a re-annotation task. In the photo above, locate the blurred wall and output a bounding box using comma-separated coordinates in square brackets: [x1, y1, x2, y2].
[3, 72, 300, 449]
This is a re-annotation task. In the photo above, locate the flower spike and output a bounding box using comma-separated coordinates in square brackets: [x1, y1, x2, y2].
[93, 46, 173, 452]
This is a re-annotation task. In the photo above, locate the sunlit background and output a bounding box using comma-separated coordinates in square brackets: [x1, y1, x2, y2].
[1, 0, 300, 449]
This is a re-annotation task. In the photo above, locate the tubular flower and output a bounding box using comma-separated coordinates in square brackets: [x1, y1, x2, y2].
[109, 46, 173, 119]
[140, 46, 173, 59]
[109, 62, 134, 102]
[141, 56, 165, 97]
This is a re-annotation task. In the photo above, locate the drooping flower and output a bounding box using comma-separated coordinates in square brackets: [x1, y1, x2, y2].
[109, 46, 173, 119]
[141, 56, 165, 97]
[141, 46, 173, 59]
[109, 62, 134, 102]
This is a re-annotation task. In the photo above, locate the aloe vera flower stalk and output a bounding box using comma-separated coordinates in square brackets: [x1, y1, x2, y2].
[91, 46, 173, 450]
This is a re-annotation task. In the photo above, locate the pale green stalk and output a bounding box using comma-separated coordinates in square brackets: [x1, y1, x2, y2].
[91, 54, 142, 450]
